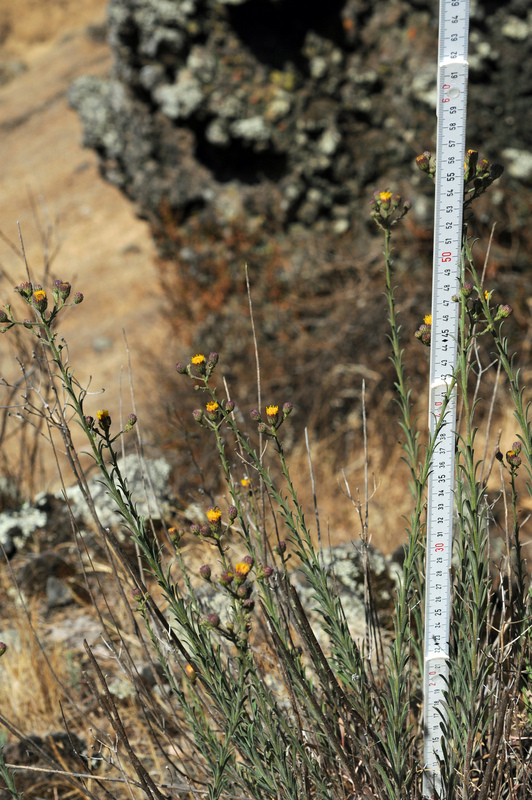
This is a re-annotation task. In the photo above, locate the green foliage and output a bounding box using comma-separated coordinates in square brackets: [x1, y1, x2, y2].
[1, 158, 531, 800]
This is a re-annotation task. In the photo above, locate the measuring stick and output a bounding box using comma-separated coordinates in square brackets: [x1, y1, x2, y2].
[423, 1, 470, 797]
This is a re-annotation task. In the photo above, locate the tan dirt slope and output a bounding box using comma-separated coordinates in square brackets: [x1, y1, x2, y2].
[0, 1, 167, 489]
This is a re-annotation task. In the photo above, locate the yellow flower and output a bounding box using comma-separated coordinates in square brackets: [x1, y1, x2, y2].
[206, 506, 222, 523]
[191, 354, 205, 365]
[241, 477, 251, 488]
[206, 401, 219, 413]
[266, 405, 279, 416]
[484, 290, 490, 300]
[97, 409, 110, 421]
[234, 562, 251, 578]
[424, 314, 432, 325]
[33, 290, 46, 302]
[379, 191, 393, 202]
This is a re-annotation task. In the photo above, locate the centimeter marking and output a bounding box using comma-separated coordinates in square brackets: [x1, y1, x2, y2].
[423, 1, 470, 797]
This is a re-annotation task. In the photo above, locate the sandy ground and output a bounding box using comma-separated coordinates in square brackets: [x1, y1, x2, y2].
[0, 1, 169, 489]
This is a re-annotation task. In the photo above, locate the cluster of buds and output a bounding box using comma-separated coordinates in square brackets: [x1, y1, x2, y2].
[463, 150, 504, 208]
[414, 314, 432, 347]
[415, 151, 436, 181]
[191, 396, 235, 427]
[369, 190, 411, 231]
[1, 280, 83, 333]
[416, 150, 504, 207]
[84, 409, 137, 439]
[454, 283, 513, 330]
[189, 504, 237, 541]
[176, 352, 219, 381]
[496, 441, 522, 472]
[251, 402, 293, 435]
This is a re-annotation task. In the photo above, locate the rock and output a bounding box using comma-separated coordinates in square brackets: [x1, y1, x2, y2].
[67, 0, 532, 235]
[289, 542, 401, 644]
[191, 541, 401, 645]
[502, 148, 532, 182]
[0, 506, 47, 558]
[46, 576, 74, 608]
[60, 454, 173, 529]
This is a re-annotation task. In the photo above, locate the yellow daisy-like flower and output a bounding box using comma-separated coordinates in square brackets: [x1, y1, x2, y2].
[33, 290, 46, 302]
[241, 477, 251, 488]
[379, 191, 393, 202]
[191, 354, 205, 365]
[484, 290, 490, 300]
[206, 401, 219, 413]
[266, 405, 279, 416]
[234, 562, 251, 577]
[206, 506, 222, 523]
[97, 409, 110, 421]
[424, 314, 432, 325]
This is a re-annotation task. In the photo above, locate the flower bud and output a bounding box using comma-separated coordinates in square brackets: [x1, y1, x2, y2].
[242, 598, 255, 612]
[190, 523, 200, 536]
[0, 641, 7, 658]
[52, 280, 71, 301]
[206, 613, 220, 628]
[185, 664, 196, 683]
[192, 409, 204, 423]
[199, 564, 212, 581]
[124, 413, 137, 431]
[274, 541, 287, 555]
[506, 449, 522, 469]
[495, 304, 513, 320]
[219, 570, 234, 587]
[225, 400, 235, 413]
[236, 584, 251, 599]
[282, 402, 293, 419]
[250, 408, 261, 422]
[0, 310, 8, 323]
[15, 281, 33, 299]
[169, 527, 183, 547]
[73, 292, 84, 304]
[175, 363, 187, 374]
[242, 555, 254, 567]
[262, 566, 274, 578]
[227, 506, 238, 522]
[206, 352, 219, 377]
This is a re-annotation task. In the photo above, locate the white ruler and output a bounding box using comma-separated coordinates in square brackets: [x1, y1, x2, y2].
[423, 1, 470, 797]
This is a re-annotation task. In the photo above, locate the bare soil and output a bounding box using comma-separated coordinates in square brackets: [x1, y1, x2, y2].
[0, 0, 167, 490]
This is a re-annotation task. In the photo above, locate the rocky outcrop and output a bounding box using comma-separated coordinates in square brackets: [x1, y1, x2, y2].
[66, 0, 532, 471]
[68, 0, 532, 233]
